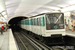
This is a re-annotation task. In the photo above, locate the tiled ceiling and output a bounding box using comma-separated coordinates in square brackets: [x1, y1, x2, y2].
[3, 0, 75, 22]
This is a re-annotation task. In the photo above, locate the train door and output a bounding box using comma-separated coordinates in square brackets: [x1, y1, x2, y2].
[29, 19, 31, 32]
[34, 18, 36, 33]
[32, 19, 34, 33]
[34, 18, 37, 34]
[31, 19, 33, 32]
[40, 16, 45, 36]
[45, 13, 65, 36]
[37, 17, 41, 35]
[23, 20, 25, 30]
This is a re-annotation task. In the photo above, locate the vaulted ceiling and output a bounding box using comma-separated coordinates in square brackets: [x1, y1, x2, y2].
[1, 0, 75, 22]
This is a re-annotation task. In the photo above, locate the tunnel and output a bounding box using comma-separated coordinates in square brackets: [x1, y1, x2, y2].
[8, 16, 27, 31]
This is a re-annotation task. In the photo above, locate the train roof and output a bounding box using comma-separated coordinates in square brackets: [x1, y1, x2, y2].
[31, 12, 63, 18]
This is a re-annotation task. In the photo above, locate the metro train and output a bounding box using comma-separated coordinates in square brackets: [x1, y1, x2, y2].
[19, 12, 65, 45]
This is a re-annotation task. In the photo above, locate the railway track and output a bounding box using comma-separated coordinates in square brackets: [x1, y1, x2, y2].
[13, 30, 72, 50]
[13, 32, 36, 50]
[21, 30, 71, 50]
[21, 32, 52, 50]
[13, 31, 52, 50]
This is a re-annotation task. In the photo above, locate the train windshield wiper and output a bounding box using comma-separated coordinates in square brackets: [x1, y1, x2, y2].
[55, 14, 62, 24]
[47, 16, 50, 24]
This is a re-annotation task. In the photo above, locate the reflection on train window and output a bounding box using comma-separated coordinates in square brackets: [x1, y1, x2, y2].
[46, 13, 64, 30]
[39, 18, 40, 26]
[46, 13, 64, 24]
[40, 18, 42, 26]
[35, 18, 37, 25]
[36, 18, 38, 26]
[31, 19, 33, 25]
[34, 18, 36, 25]
[33, 19, 34, 25]
[37, 18, 39, 26]
[34, 19, 35, 25]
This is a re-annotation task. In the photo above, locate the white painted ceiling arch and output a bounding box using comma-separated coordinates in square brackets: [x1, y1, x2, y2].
[0, 0, 75, 22]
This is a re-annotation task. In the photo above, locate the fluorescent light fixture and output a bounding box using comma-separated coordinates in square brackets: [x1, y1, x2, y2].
[28, 13, 38, 16]
[57, 5, 67, 7]
[4, 15, 7, 19]
[51, 11, 59, 12]
[67, 0, 75, 5]
[44, 6, 60, 10]
[2, 17, 5, 20]
[61, 5, 75, 12]
[0, 1, 6, 12]
[57, 4, 70, 7]
[0, 16, 7, 22]
[64, 12, 70, 16]
[2, 12, 6, 15]
[0, 14, 1, 16]
[39, 10, 50, 13]
[34, 8, 53, 14]
[28, 10, 50, 16]
[0, 17, 3, 21]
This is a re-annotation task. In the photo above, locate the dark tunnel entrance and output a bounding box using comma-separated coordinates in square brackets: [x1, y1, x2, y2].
[8, 16, 27, 31]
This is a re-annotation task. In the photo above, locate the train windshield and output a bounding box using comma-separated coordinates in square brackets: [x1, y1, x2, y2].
[46, 13, 64, 30]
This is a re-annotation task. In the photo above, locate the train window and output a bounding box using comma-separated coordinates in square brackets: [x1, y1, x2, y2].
[40, 17, 42, 26]
[34, 19, 36, 25]
[41, 17, 45, 26]
[32, 19, 34, 25]
[39, 18, 41, 26]
[37, 18, 38, 26]
[35, 18, 36, 26]
[40, 17, 44, 26]
[22, 21, 23, 24]
[42, 17, 45, 26]
[46, 13, 64, 30]
[34, 19, 35, 25]
[40, 18, 42, 26]
[23, 20, 24, 25]
[37, 18, 39, 26]
[46, 13, 64, 24]
[35, 19, 36, 25]
[24, 20, 25, 24]
[26, 20, 27, 25]
[31, 19, 33, 25]
[27, 20, 28, 25]
[32, 19, 33, 25]
[31, 19, 32, 25]
[28, 19, 29, 25]
[30, 19, 31, 25]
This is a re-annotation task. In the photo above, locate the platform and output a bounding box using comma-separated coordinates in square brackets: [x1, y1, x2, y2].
[0, 29, 18, 50]
[0, 30, 9, 50]
[66, 30, 75, 37]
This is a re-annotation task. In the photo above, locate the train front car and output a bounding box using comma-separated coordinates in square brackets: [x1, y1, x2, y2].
[45, 13, 65, 36]
[43, 13, 65, 46]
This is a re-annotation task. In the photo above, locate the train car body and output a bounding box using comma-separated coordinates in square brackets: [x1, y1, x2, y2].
[45, 13, 65, 37]
[19, 12, 65, 45]
[20, 12, 65, 37]
[30, 13, 65, 37]
[20, 20, 24, 29]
